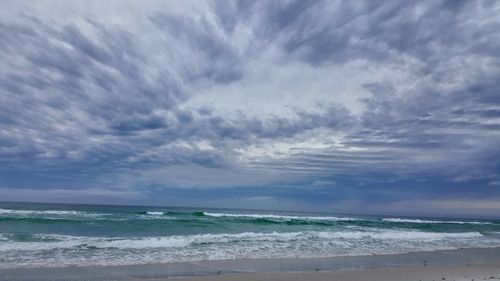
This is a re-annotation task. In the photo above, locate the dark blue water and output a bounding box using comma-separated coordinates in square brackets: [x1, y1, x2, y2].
[1, 202, 499, 268]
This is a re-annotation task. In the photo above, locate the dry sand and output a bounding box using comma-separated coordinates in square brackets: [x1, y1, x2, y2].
[162, 264, 500, 281]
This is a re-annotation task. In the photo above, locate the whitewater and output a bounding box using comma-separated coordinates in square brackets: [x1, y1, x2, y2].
[0, 202, 499, 268]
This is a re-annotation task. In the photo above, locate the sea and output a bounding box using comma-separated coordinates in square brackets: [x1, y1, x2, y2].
[1, 202, 500, 269]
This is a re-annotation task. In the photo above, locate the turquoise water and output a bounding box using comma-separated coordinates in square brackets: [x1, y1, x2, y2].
[1, 202, 500, 268]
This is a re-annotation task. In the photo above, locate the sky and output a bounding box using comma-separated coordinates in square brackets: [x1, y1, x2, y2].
[1, 0, 500, 217]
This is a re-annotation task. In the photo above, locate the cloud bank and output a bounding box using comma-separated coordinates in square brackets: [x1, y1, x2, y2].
[1, 0, 500, 216]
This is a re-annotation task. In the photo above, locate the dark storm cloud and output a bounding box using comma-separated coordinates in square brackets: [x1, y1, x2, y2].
[1, 0, 500, 215]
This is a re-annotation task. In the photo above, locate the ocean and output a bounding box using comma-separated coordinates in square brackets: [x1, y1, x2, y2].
[1, 202, 500, 269]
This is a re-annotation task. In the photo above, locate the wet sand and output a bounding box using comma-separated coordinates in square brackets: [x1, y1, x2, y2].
[1, 247, 500, 280]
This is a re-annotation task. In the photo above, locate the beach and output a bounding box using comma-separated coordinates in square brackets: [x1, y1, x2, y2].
[167, 265, 500, 281]
[2, 247, 500, 280]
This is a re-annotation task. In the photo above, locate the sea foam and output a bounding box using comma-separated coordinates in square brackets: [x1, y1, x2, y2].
[203, 212, 360, 221]
[382, 218, 494, 225]
[0, 229, 484, 252]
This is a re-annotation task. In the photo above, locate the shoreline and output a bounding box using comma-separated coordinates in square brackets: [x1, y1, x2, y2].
[1, 247, 500, 280]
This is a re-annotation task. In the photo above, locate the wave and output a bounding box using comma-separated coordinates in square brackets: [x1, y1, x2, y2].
[0, 208, 88, 216]
[202, 212, 496, 226]
[138, 210, 360, 223]
[167, 211, 205, 216]
[203, 212, 360, 222]
[0, 230, 484, 252]
[0, 208, 113, 218]
[0, 208, 174, 221]
[144, 211, 164, 216]
[155, 211, 496, 226]
[382, 218, 494, 225]
[138, 211, 205, 217]
[1, 230, 498, 269]
[1, 208, 495, 227]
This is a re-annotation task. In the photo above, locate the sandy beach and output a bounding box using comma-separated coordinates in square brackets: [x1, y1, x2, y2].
[166, 265, 500, 281]
[2, 247, 500, 281]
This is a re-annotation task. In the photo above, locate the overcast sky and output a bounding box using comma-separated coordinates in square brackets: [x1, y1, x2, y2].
[1, 0, 500, 217]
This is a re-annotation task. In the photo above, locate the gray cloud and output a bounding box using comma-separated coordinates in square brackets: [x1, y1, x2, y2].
[1, 0, 500, 214]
